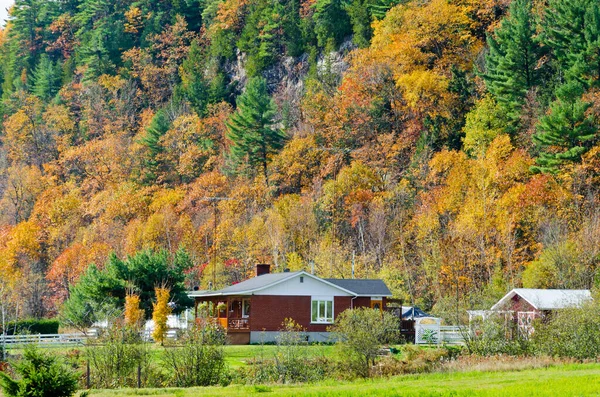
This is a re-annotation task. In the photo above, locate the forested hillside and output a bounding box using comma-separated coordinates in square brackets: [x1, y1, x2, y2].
[0, 0, 599, 322]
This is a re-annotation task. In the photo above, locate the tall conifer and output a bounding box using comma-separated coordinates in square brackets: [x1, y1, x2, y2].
[227, 77, 286, 184]
[532, 82, 597, 173]
[484, 0, 543, 130]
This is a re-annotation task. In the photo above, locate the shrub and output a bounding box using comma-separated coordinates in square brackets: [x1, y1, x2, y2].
[162, 322, 228, 387]
[532, 301, 600, 359]
[272, 319, 328, 383]
[0, 345, 79, 397]
[85, 324, 154, 388]
[329, 308, 400, 378]
[3, 319, 60, 335]
[465, 315, 532, 356]
[372, 345, 455, 377]
[235, 319, 332, 384]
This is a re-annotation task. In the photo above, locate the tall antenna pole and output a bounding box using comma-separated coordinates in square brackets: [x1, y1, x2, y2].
[200, 197, 234, 290]
[309, 147, 355, 277]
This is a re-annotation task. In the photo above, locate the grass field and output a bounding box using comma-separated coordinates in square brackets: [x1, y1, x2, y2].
[2, 346, 599, 396]
[84, 363, 600, 396]
[4, 344, 338, 369]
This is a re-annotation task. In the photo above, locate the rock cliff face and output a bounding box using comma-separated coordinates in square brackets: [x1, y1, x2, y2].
[224, 39, 356, 130]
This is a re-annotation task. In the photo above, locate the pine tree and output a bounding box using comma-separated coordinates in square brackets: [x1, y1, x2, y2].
[346, 0, 372, 48]
[141, 109, 171, 183]
[238, 0, 285, 76]
[227, 77, 286, 184]
[484, 0, 544, 130]
[582, 2, 600, 85]
[313, 0, 352, 48]
[31, 55, 61, 100]
[369, 0, 400, 20]
[79, 27, 115, 81]
[542, 0, 592, 79]
[532, 81, 597, 173]
[179, 40, 211, 116]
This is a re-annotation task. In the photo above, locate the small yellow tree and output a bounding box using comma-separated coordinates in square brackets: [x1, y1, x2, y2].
[152, 287, 171, 344]
[124, 293, 144, 329]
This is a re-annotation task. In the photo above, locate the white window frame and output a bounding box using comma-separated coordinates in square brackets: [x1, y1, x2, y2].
[311, 296, 334, 324]
[242, 299, 251, 318]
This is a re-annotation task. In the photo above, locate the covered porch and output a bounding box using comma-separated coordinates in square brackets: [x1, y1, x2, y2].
[194, 296, 251, 332]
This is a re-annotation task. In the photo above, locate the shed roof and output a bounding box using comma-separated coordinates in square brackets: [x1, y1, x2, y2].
[324, 279, 392, 297]
[491, 288, 592, 311]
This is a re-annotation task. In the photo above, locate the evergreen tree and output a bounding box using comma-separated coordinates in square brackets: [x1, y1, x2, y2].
[238, 0, 285, 76]
[78, 27, 115, 81]
[542, 0, 592, 80]
[61, 249, 194, 328]
[484, 0, 544, 130]
[11, 0, 58, 71]
[282, 0, 303, 57]
[369, 0, 400, 20]
[31, 55, 61, 100]
[227, 77, 286, 184]
[313, 0, 352, 48]
[532, 82, 597, 173]
[584, 2, 600, 85]
[180, 40, 211, 116]
[141, 109, 171, 183]
[345, 0, 373, 48]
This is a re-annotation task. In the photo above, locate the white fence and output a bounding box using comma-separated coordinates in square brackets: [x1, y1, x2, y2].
[0, 333, 89, 347]
[415, 320, 465, 345]
[1, 329, 182, 348]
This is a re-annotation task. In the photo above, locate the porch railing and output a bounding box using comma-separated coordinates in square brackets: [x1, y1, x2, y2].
[228, 318, 250, 330]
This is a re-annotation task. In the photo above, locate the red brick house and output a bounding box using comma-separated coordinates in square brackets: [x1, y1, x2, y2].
[188, 265, 392, 344]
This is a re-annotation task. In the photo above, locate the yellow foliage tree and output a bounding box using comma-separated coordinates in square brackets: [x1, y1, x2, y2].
[152, 287, 171, 344]
[124, 293, 145, 329]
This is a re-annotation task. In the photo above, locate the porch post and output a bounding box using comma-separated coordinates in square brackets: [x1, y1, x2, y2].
[226, 297, 230, 329]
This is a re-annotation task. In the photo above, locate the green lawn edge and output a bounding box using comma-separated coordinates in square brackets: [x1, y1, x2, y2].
[85, 363, 600, 397]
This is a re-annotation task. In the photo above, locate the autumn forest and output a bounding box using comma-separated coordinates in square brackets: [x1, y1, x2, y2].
[0, 0, 599, 324]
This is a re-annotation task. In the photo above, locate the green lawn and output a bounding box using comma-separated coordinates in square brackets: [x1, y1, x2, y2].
[84, 363, 600, 396]
[223, 344, 337, 368]
[2, 345, 599, 396]
[5, 344, 338, 369]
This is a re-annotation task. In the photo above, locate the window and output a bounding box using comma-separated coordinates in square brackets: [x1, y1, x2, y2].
[242, 299, 251, 318]
[311, 298, 333, 323]
[371, 300, 382, 312]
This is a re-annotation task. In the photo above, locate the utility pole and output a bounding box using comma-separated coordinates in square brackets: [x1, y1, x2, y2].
[200, 197, 234, 290]
[309, 147, 354, 277]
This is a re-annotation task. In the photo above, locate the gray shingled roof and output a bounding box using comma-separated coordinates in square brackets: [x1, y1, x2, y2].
[188, 271, 392, 298]
[188, 271, 302, 297]
[324, 279, 392, 297]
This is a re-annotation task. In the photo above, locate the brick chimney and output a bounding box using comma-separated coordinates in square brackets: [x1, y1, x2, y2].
[256, 264, 271, 276]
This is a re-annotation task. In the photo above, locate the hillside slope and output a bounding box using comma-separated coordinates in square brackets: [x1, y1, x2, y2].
[0, 0, 599, 321]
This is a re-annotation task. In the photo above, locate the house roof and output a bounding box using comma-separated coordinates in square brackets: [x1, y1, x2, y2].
[491, 288, 592, 311]
[188, 271, 302, 297]
[188, 271, 392, 298]
[324, 279, 392, 297]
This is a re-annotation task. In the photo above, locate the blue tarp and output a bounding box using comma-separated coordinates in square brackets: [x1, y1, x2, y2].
[401, 306, 431, 319]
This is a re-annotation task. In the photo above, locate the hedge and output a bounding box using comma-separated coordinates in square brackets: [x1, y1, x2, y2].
[3, 319, 60, 335]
